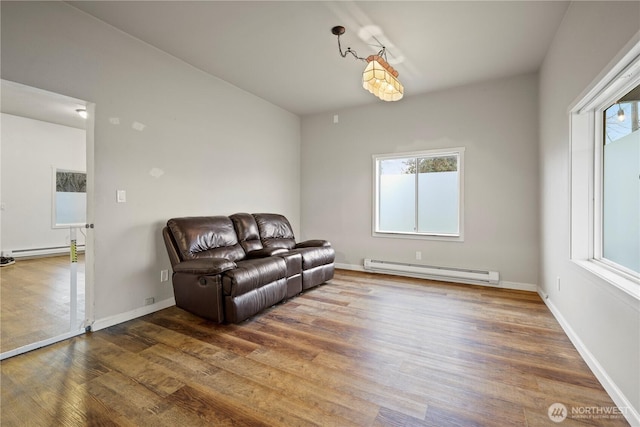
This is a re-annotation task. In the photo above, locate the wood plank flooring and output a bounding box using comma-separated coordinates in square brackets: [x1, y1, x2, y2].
[0, 255, 85, 352]
[0, 270, 629, 426]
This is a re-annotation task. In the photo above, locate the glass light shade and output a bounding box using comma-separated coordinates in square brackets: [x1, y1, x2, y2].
[362, 55, 404, 101]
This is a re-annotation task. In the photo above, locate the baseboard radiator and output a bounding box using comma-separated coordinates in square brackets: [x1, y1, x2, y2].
[363, 259, 499, 286]
[9, 245, 85, 259]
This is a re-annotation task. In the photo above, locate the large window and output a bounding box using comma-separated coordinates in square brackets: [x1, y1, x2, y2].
[373, 148, 464, 240]
[570, 41, 640, 299]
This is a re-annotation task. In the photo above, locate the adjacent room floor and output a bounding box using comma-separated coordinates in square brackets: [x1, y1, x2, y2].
[0, 254, 85, 353]
[0, 270, 628, 426]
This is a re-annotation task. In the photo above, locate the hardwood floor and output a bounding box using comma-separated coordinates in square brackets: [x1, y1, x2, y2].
[0, 255, 85, 352]
[0, 270, 629, 426]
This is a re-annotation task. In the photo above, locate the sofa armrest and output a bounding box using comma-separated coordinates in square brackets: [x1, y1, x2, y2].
[246, 247, 289, 258]
[173, 258, 236, 275]
[295, 239, 331, 248]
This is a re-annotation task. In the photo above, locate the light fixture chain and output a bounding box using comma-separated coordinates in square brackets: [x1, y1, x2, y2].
[337, 34, 366, 62]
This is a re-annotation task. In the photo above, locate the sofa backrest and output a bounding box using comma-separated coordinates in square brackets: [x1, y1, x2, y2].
[230, 213, 263, 253]
[253, 213, 296, 250]
[167, 216, 245, 261]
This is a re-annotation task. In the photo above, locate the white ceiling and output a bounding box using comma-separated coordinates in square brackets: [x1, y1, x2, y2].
[66, 1, 569, 116]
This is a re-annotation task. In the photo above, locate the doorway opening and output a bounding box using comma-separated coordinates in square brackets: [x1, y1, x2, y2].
[0, 80, 95, 359]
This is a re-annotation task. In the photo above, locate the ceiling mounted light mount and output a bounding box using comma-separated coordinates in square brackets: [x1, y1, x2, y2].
[331, 25, 345, 37]
[331, 25, 404, 102]
[76, 108, 88, 119]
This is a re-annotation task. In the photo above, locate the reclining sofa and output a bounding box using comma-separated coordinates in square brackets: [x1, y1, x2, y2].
[162, 213, 335, 323]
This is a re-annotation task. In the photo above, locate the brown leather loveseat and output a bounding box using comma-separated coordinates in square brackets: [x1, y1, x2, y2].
[162, 213, 335, 323]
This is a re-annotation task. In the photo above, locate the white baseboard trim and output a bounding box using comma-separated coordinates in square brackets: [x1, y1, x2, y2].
[91, 297, 176, 332]
[335, 262, 365, 272]
[538, 288, 640, 426]
[335, 263, 537, 292]
[499, 280, 538, 292]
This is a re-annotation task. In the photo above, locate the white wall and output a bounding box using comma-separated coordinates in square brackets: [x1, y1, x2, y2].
[301, 73, 540, 288]
[539, 1, 640, 418]
[1, 2, 301, 321]
[1, 113, 86, 252]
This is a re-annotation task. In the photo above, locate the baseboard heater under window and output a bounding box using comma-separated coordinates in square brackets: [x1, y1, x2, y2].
[11, 245, 85, 259]
[363, 259, 499, 286]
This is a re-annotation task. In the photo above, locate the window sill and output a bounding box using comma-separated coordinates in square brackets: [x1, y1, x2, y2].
[572, 259, 640, 301]
[53, 223, 86, 229]
[373, 231, 464, 242]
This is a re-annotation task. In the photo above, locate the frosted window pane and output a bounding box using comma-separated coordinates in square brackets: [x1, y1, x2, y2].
[603, 117, 639, 274]
[56, 192, 86, 225]
[417, 171, 459, 234]
[379, 158, 415, 232]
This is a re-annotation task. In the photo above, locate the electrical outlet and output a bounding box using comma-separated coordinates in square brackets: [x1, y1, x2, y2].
[416, 251, 422, 260]
[144, 297, 155, 306]
[160, 269, 169, 282]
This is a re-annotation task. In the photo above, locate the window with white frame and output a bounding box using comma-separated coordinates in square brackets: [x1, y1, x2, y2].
[570, 40, 640, 298]
[373, 148, 464, 240]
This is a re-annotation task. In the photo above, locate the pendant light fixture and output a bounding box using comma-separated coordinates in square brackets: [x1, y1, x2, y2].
[617, 104, 625, 121]
[331, 26, 404, 102]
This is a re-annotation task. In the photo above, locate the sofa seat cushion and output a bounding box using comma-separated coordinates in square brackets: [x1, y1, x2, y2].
[222, 257, 286, 297]
[290, 246, 335, 270]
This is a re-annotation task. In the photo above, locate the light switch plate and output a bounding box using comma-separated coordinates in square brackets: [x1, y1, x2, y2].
[116, 190, 126, 203]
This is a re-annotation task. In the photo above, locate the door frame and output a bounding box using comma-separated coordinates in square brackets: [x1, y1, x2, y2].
[0, 86, 95, 360]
